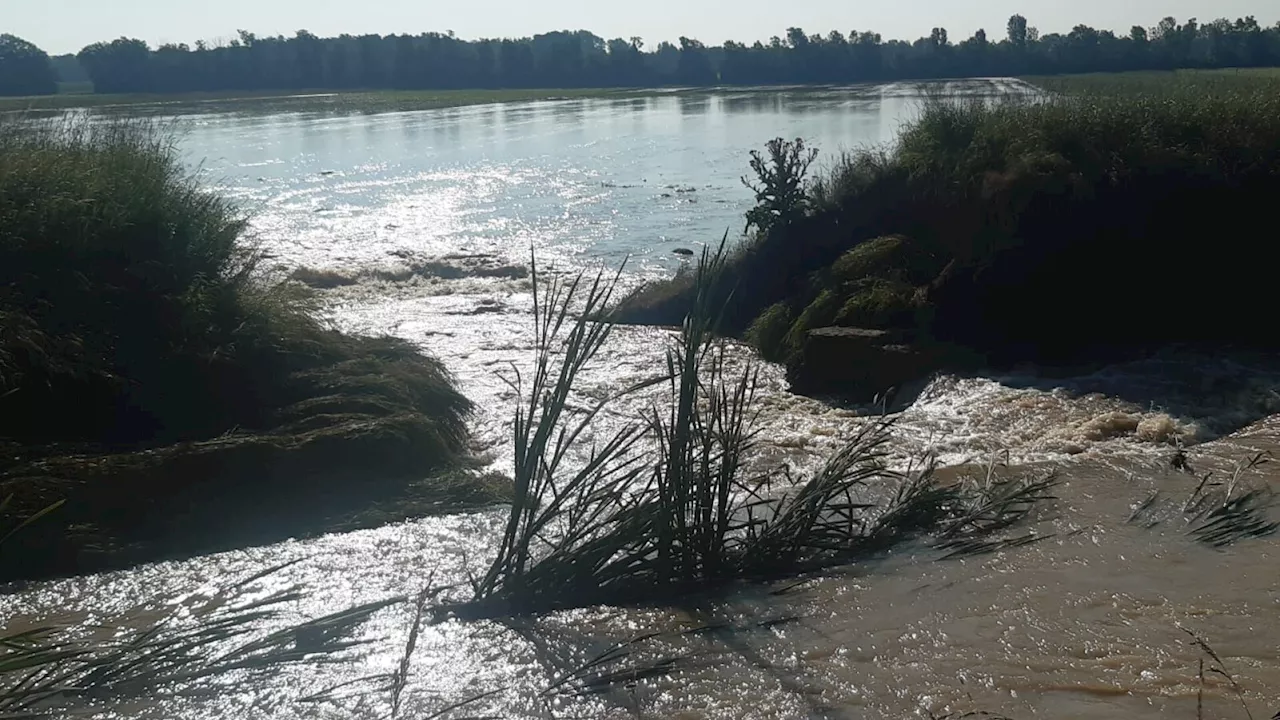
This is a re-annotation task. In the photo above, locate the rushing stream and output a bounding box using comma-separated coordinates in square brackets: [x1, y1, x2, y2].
[4, 80, 1280, 719]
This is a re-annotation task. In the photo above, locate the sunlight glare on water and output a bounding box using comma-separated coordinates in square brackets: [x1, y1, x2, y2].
[6, 81, 1280, 719]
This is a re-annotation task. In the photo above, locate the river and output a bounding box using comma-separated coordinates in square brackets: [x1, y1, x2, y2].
[4, 80, 1280, 719]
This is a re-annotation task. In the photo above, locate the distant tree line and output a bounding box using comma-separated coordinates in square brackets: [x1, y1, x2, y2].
[3, 15, 1280, 96]
[0, 34, 59, 96]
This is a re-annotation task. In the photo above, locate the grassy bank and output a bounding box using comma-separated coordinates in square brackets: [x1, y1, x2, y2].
[1026, 67, 1280, 94]
[0, 87, 650, 114]
[614, 70, 1280, 397]
[0, 118, 503, 581]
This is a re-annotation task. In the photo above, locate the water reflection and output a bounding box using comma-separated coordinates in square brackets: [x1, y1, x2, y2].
[607, 96, 648, 112]
[677, 93, 712, 115]
[551, 98, 585, 124]
[721, 92, 784, 114]
[22, 80, 1275, 719]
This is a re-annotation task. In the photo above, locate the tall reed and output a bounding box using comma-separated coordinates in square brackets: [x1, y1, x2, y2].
[468, 245, 1056, 615]
[474, 259, 656, 604]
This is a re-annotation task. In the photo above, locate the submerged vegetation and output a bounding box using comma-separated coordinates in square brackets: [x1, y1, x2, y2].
[0, 118, 501, 580]
[0, 574, 402, 716]
[617, 70, 1280, 398]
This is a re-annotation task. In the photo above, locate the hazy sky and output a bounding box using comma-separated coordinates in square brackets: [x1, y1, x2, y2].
[6, 0, 1277, 55]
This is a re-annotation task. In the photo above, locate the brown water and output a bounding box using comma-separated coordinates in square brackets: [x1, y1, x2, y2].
[5, 429, 1278, 719]
[3, 82, 1280, 719]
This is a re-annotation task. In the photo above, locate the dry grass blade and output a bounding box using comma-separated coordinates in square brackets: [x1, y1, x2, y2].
[863, 460, 955, 548]
[0, 497, 64, 547]
[1185, 453, 1278, 547]
[1182, 628, 1256, 720]
[390, 578, 440, 719]
[539, 630, 673, 698]
[475, 255, 660, 609]
[1127, 489, 1161, 526]
[937, 469, 1058, 540]
[746, 418, 904, 570]
[933, 469, 1058, 559]
[536, 615, 804, 701]
[936, 532, 1052, 561]
[421, 687, 504, 720]
[1190, 489, 1279, 547]
[569, 655, 701, 697]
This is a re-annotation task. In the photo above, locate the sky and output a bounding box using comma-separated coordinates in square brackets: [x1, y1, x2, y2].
[5, 0, 1277, 55]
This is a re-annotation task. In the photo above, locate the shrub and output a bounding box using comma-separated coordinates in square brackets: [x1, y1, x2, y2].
[741, 137, 817, 236]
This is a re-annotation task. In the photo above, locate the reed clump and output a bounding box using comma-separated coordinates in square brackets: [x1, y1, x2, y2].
[463, 248, 1056, 616]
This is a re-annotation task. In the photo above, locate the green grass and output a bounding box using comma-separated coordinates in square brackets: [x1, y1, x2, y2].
[1025, 67, 1280, 96]
[0, 87, 661, 115]
[0, 117, 501, 580]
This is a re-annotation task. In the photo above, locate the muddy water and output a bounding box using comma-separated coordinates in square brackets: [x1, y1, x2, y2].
[5, 81, 1280, 718]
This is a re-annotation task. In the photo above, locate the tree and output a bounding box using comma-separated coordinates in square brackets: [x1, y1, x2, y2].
[786, 27, 810, 49]
[49, 54, 90, 85]
[0, 34, 58, 96]
[38, 15, 1280, 96]
[1008, 15, 1029, 47]
[606, 38, 644, 85]
[677, 37, 714, 85]
[78, 38, 153, 94]
[1154, 17, 1179, 41]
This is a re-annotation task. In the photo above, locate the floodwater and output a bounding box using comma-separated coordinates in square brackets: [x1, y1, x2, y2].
[4, 81, 1280, 719]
